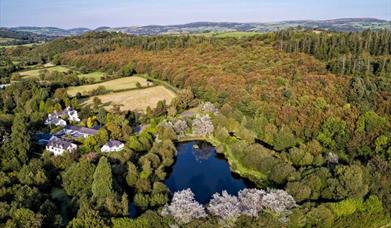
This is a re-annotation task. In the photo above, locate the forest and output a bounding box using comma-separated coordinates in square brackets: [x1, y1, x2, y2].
[0, 29, 390, 227]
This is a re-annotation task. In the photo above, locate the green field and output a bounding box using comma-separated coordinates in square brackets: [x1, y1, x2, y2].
[18, 66, 71, 79]
[67, 76, 153, 97]
[83, 85, 176, 112]
[78, 71, 106, 82]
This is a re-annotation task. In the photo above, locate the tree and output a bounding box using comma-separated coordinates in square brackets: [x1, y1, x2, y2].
[8, 208, 43, 228]
[63, 159, 96, 197]
[121, 193, 129, 216]
[17, 159, 47, 186]
[238, 188, 267, 217]
[134, 193, 150, 210]
[261, 189, 296, 213]
[68, 200, 108, 228]
[192, 115, 214, 136]
[207, 191, 242, 222]
[92, 157, 114, 200]
[161, 189, 207, 224]
[11, 113, 31, 164]
[121, 63, 135, 76]
[126, 162, 138, 187]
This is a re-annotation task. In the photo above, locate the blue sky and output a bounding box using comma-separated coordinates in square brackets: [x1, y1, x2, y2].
[1, 0, 390, 28]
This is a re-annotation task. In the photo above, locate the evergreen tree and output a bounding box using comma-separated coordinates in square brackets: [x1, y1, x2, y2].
[11, 113, 30, 164]
[92, 157, 114, 200]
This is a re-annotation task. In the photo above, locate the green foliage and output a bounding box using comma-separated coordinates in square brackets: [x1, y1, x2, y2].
[62, 159, 96, 197]
[92, 157, 114, 200]
[112, 211, 170, 228]
[126, 161, 139, 187]
[8, 208, 43, 228]
[11, 113, 31, 165]
[306, 205, 335, 228]
[317, 117, 349, 152]
[329, 198, 364, 217]
[134, 193, 150, 210]
[121, 63, 135, 76]
[356, 111, 387, 133]
[17, 159, 47, 186]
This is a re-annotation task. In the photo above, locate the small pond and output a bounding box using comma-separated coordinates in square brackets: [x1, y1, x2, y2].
[165, 141, 254, 204]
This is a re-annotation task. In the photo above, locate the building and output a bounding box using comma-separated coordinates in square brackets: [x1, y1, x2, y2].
[55, 125, 99, 139]
[44, 107, 80, 126]
[44, 115, 67, 127]
[46, 136, 77, 156]
[63, 107, 80, 122]
[101, 140, 125, 153]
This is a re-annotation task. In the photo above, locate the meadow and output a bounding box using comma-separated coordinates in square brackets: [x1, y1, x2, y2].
[18, 66, 71, 79]
[83, 85, 176, 111]
[67, 76, 153, 97]
[77, 71, 106, 82]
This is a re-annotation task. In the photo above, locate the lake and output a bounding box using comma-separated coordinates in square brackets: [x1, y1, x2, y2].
[165, 141, 254, 204]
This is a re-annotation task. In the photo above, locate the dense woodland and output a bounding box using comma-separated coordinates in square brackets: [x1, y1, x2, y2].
[0, 29, 390, 227]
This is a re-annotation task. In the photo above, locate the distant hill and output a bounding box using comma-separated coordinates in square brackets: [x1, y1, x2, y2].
[7, 18, 391, 37]
[0, 28, 52, 46]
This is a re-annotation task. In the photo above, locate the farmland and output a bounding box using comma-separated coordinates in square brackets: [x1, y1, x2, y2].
[67, 76, 153, 97]
[83, 85, 176, 111]
[18, 66, 71, 79]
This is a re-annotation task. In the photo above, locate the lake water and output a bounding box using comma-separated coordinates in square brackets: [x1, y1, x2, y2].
[165, 141, 253, 204]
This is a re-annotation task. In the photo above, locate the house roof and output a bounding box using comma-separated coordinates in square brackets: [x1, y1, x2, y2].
[53, 107, 77, 116]
[47, 137, 75, 149]
[105, 140, 124, 147]
[65, 126, 99, 135]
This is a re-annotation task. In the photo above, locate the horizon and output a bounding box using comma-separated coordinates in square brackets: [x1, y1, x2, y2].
[3, 17, 390, 30]
[1, 0, 390, 29]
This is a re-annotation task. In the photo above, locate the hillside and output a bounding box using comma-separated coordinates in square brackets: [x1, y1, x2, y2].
[0, 28, 51, 46]
[8, 18, 391, 37]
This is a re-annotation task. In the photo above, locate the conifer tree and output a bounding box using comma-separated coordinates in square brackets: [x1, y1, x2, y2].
[11, 113, 30, 164]
[92, 157, 113, 200]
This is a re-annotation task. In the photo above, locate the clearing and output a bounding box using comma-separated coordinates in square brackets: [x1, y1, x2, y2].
[18, 66, 71, 79]
[83, 85, 176, 111]
[78, 71, 106, 82]
[67, 76, 153, 97]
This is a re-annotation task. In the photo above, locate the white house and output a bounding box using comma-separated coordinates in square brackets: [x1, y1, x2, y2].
[44, 107, 80, 127]
[101, 140, 125, 153]
[44, 115, 67, 127]
[64, 107, 80, 122]
[46, 137, 77, 156]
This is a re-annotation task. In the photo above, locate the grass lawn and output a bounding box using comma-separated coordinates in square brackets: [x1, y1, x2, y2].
[18, 66, 71, 79]
[78, 71, 105, 82]
[67, 76, 153, 97]
[83, 85, 176, 112]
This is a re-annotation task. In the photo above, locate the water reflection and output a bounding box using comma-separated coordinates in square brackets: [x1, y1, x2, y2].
[192, 141, 214, 161]
[165, 141, 253, 204]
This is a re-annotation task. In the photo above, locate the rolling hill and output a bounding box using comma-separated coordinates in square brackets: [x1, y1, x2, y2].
[6, 18, 391, 37]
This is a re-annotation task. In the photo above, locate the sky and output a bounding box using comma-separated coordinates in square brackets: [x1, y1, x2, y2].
[1, 0, 390, 28]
